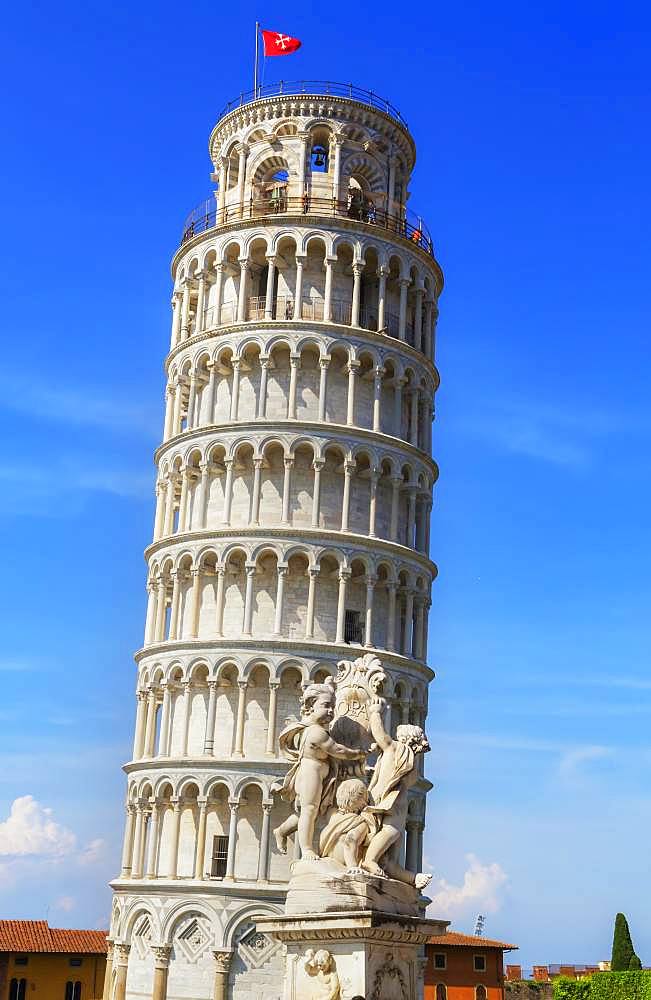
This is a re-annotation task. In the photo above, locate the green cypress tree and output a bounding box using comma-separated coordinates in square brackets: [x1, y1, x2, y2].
[611, 912, 641, 971]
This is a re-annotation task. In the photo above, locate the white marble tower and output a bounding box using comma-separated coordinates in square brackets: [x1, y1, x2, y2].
[106, 81, 442, 1000]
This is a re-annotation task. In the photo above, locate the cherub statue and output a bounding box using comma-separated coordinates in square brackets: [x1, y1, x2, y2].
[318, 778, 379, 869]
[362, 698, 433, 890]
[274, 680, 365, 860]
[303, 949, 340, 1000]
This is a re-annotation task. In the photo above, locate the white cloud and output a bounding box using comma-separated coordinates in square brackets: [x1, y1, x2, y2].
[0, 796, 76, 858]
[558, 745, 613, 778]
[78, 838, 106, 866]
[54, 895, 76, 912]
[428, 853, 508, 919]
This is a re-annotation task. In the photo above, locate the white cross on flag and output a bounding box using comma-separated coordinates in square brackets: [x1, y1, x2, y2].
[261, 29, 302, 56]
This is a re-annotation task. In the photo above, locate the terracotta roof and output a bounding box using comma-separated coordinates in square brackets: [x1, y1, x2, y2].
[0, 921, 108, 955]
[429, 931, 518, 951]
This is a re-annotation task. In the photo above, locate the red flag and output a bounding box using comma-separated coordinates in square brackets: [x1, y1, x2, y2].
[261, 29, 302, 56]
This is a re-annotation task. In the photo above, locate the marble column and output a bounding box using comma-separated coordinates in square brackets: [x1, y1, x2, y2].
[372, 367, 384, 431]
[204, 680, 218, 754]
[398, 277, 410, 340]
[323, 257, 334, 321]
[264, 256, 276, 319]
[233, 682, 248, 756]
[351, 262, 363, 326]
[377, 266, 388, 331]
[159, 682, 172, 756]
[151, 946, 172, 1000]
[368, 471, 379, 537]
[145, 800, 161, 878]
[225, 802, 239, 877]
[305, 567, 318, 638]
[266, 681, 279, 755]
[212, 951, 233, 1000]
[364, 577, 376, 647]
[215, 566, 226, 635]
[257, 357, 269, 418]
[258, 803, 272, 880]
[346, 362, 358, 425]
[168, 799, 182, 878]
[281, 456, 293, 524]
[236, 261, 250, 322]
[273, 565, 287, 635]
[287, 355, 299, 418]
[317, 358, 329, 420]
[242, 564, 256, 635]
[294, 255, 305, 318]
[311, 459, 324, 527]
[335, 570, 350, 643]
[341, 461, 354, 531]
[194, 798, 208, 879]
[119, 806, 136, 877]
[229, 359, 241, 421]
[112, 944, 130, 1000]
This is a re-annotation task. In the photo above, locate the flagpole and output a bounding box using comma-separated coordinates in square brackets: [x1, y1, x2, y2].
[254, 21, 260, 97]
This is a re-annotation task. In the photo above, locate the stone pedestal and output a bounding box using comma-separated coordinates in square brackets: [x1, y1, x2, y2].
[257, 910, 448, 1000]
[286, 858, 428, 918]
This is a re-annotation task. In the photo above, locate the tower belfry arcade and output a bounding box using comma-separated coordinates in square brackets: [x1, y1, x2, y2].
[107, 81, 443, 1000]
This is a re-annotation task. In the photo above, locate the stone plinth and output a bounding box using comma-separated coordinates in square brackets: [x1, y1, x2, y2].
[286, 858, 428, 918]
[257, 910, 448, 1000]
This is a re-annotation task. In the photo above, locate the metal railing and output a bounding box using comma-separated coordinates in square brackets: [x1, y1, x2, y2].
[181, 194, 434, 256]
[216, 80, 409, 129]
[192, 299, 405, 336]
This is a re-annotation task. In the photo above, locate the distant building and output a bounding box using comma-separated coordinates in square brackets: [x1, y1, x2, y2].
[0, 921, 107, 1000]
[506, 963, 610, 982]
[425, 931, 518, 999]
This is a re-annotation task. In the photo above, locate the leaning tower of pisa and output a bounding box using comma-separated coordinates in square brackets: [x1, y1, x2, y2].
[106, 81, 442, 1000]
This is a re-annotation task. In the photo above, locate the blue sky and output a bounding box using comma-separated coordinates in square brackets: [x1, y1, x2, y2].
[1, 0, 650, 968]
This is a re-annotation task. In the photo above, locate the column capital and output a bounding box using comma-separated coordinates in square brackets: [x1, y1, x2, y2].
[208, 679, 219, 692]
[365, 576, 378, 589]
[238, 258, 251, 271]
[151, 944, 172, 968]
[352, 261, 364, 276]
[343, 460, 356, 474]
[283, 455, 295, 469]
[115, 943, 131, 964]
[289, 354, 300, 367]
[338, 568, 352, 582]
[213, 950, 234, 974]
[312, 458, 325, 471]
[377, 264, 391, 277]
[265, 254, 278, 266]
[277, 563, 289, 577]
[308, 566, 320, 579]
[268, 679, 280, 691]
[228, 798, 240, 811]
[244, 563, 257, 577]
[237, 679, 248, 691]
[398, 276, 411, 288]
[262, 801, 273, 814]
[319, 356, 331, 369]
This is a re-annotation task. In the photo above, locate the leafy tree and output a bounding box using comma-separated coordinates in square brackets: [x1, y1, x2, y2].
[612, 913, 642, 972]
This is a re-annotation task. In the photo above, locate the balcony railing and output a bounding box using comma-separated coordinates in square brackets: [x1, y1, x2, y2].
[216, 80, 409, 130]
[195, 299, 418, 346]
[181, 194, 434, 257]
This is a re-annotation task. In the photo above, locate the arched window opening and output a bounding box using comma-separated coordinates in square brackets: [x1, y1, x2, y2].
[436, 985, 447, 1000]
[311, 144, 328, 172]
[347, 176, 376, 224]
[475, 987, 487, 1000]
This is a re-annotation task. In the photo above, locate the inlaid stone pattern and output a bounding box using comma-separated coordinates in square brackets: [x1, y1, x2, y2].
[107, 83, 442, 1000]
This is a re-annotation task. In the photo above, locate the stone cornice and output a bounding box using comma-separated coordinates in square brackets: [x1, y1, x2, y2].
[144, 525, 438, 577]
[155, 419, 439, 478]
[133, 637, 435, 683]
[109, 878, 287, 901]
[122, 757, 288, 776]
